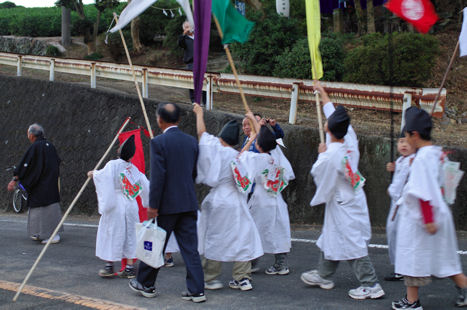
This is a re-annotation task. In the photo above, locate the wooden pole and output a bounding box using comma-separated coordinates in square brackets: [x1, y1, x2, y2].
[311, 56, 324, 143]
[113, 13, 154, 139]
[212, 16, 257, 135]
[212, 16, 251, 114]
[13, 117, 132, 302]
[430, 40, 460, 116]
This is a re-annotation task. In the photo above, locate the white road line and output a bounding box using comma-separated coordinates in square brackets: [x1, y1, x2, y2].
[2, 218, 467, 255]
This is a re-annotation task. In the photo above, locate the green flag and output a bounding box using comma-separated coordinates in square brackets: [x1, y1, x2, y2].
[305, 0, 324, 80]
[212, 0, 255, 44]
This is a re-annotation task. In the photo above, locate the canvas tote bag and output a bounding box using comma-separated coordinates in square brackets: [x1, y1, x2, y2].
[135, 219, 167, 268]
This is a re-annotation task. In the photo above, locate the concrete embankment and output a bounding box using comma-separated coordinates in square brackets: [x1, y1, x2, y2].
[0, 75, 465, 229]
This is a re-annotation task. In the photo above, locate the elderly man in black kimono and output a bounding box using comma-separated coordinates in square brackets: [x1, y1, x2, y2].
[7, 123, 63, 244]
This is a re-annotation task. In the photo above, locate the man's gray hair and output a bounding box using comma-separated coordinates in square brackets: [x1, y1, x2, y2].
[182, 20, 191, 29]
[28, 123, 44, 137]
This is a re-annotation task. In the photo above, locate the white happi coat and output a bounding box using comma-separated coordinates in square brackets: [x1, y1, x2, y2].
[196, 133, 263, 262]
[386, 154, 415, 265]
[395, 146, 461, 277]
[93, 159, 150, 262]
[309, 102, 371, 261]
[239, 147, 295, 254]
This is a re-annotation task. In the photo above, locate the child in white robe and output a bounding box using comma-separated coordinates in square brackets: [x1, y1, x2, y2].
[88, 135, 150, 278]
[239, 112, 295, 276]
[300, 81, 384, 300]
[384, 131, 415, 281]
[193, 104, 263, 291]
[392, 106, 467, 310]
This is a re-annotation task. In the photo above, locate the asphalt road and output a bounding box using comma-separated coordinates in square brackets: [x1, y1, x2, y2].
[1, 213, 466, 310]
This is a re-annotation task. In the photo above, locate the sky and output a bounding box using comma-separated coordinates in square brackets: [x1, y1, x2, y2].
[7, 0, 95, 7]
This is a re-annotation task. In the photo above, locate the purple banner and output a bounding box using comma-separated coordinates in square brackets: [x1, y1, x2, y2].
[320, 0, 388, 14]
[193, 0, 212, 104]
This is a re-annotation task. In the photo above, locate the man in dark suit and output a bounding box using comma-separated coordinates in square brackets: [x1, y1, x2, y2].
[129, 103, 205, 303]
[178, 20, 206, 105]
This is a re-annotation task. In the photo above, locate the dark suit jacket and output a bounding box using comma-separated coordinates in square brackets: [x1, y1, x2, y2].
[149, 127, 198, 215]
[178, 35, 194, 64]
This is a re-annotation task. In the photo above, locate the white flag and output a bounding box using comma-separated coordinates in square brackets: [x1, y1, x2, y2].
[460, 8, 467, 57]
[110, 0, 194, 33]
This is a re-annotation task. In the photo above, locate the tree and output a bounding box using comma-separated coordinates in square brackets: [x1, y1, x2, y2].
[0, 1, 16, 9]
[56, 0, 93, 53]
[93, 0, 119, 53]
[354, 0, 366, 35]
[367, 0, 375, 33]
[127, 0, 143, 54]
[61, 6, 71, 47]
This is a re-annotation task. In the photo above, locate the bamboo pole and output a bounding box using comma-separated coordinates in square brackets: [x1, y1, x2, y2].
[113, 13, 154, 139]
[430, 40, 460, 116]
[311, 55, 324, 143]
[13, 117, 132, 302]
[212, 15, 256, 134]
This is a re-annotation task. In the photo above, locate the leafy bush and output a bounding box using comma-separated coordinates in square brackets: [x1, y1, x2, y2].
[231, 6, 301, 76]
[0, 4, 123, 37]
[45, 45, 61, 57]
[273, 34, 345, 81]
[106, 30, 133, 61]
[343, 32, 439, 87]
[0, 1, 16, 9]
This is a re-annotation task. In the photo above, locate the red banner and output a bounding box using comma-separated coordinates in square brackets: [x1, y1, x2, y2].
[385, 0, 438, 33]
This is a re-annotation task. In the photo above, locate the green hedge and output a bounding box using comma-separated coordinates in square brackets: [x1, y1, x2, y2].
[273, 34, 345, 81]
[0, 4, 124, 37]
[343, 32, 439, 87]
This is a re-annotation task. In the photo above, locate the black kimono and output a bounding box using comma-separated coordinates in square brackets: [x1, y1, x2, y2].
[14, 137, 61, 208]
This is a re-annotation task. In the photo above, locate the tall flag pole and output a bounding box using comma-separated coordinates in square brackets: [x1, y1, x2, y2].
[193, 0, 212, 105]
[430, 8, 466, 116]
[211, 0, 255, 128]
[306, 0, 324, 143]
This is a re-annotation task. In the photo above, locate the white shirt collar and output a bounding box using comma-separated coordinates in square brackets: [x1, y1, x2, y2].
[163, 125, 178, 133]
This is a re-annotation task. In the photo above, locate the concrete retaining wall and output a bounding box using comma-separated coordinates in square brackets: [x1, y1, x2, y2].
[0, 75, 465, 229]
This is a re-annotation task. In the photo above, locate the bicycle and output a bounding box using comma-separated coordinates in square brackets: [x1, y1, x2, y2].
[5, 166, 27, 213]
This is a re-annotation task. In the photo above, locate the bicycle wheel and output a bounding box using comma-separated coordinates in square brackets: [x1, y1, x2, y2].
[12, 189, 22, 213]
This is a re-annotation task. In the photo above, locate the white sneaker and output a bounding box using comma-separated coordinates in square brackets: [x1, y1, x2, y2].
[348, 283, 385, 300]
[229, 278, 253, 291]
[204, 280, 223, 290]
[300, 270, 335, 290]
[41, 234, 60, 244]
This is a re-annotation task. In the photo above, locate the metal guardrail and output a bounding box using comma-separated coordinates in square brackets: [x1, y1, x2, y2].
[0, 52, 446, 124]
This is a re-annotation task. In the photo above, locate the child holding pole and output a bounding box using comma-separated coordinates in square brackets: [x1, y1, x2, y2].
[88, 135, 150, 278]
[193, 103, 263, 291]
[301, 82, 384, 300]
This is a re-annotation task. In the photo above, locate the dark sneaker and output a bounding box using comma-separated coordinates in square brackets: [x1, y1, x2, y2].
[128, 279, 157, 298]
[117, 267, 136, 279]
[30, 235, 40, 241]
[384, 273, 404, 281]
[98, 265, 114, 278]
[456, 286, 467, 307]
[392, 297, 423, 310]
[229, 278, 253, 291]
[181, 291, 206, 303]
[265, 265, 290, 275]
[164, 257, 175, 267]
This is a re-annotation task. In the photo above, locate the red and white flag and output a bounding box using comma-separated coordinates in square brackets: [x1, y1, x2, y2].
[385, 0, 438, 34]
